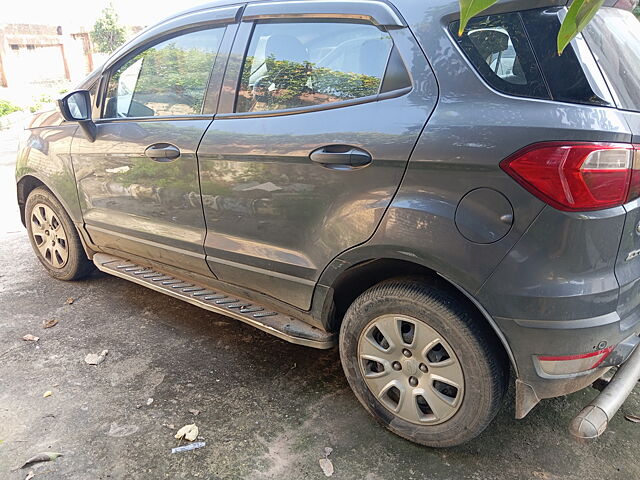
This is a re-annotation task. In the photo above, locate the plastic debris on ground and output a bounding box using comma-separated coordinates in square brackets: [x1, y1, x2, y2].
[171, 441, 206, 454]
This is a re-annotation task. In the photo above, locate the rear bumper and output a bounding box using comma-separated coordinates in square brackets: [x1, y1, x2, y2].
[569, 341, 640, 441]
[474, 204, 640, 415]
[495, 310, 640, 417]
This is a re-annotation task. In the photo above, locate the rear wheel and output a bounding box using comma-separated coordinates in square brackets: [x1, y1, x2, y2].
[25, 187, 94, 281]
[339, 278, 508, 447]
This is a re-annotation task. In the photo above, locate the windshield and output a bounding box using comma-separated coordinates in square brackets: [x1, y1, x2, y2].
[583, 7, 640, 112]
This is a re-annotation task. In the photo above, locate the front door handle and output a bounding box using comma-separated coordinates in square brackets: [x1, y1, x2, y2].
[309, 145, 372, 168]
[144, 143, 180, 161]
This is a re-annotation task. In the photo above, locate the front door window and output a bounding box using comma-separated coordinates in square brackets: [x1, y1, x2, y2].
[104, 28, 225, 118]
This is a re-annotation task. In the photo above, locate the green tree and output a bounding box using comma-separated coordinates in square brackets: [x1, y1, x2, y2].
[91, 3, 126, 54]
[237, 56, 381, 112]
[0, 100, 21, 117]
[458, 0, 606, 54]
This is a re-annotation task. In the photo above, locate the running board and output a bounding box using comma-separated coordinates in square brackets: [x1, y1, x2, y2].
[93, 253, 335, 349]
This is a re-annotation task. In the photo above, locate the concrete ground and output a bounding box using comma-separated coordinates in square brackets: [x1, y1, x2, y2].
[0, 126, 639, 480]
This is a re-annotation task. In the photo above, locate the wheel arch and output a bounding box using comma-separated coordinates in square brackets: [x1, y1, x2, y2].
[17, 174, 81, 226]
[321, 254, 518, 375]
[16, 175, 46, 226]
[17, 175, 95, 260]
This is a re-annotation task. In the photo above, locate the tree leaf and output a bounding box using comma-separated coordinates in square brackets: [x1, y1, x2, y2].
[42, 319, 58, 329]
[319, 458, 334, 477]
[458, 0, 499, 35]
[175, 424, 199, 442]
[19, 452, 63, 469]
[625, 414, 640, 423]
[557, 0, 604, 54]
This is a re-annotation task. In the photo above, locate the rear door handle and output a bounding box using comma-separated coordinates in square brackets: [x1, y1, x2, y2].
[309, 145, 372, 168]
[144, 143, 180, 161]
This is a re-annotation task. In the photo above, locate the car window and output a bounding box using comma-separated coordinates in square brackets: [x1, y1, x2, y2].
[520, 8, 610, 107]
[451, 13, 550, 99]
[104, 28, 225, 118]
[236, 21, 394, 113]
[452, 9, 611, 107]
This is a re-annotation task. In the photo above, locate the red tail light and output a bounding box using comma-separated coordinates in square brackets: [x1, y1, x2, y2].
[501, 142, 640, 212]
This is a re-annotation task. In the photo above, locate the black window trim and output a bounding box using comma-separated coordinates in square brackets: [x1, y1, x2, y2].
[218, 17, 412, 119]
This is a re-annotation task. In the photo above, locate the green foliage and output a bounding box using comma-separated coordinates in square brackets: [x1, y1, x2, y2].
[458, 0, 499, 36]
[634, 5, 640, 17]
[557, 0, 605, 54]
[116, 160, 193, 192]
[458, 0, 606, 55]
[29, 93, 54, 113]
[0, 100, 21, 117]
[91, 3, 126, 54]
[134, 44, 215, 112]
[108, 42, 215, 115]
[238, 56, 381, 112]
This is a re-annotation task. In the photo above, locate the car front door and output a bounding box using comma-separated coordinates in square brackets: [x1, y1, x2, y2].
[70, 7, 238, 276]
[197, 1, 438, 308]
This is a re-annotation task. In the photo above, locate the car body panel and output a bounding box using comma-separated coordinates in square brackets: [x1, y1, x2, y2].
[614, 110, 640, 331]
[70, 118, 214, 276]
[197, 20, 438, 310]
[66, 9, 240, 276]
[333, 0, 637, 395]
[15, 112, 81, 224]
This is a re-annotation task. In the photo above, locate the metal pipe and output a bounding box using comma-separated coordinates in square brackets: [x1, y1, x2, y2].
[569, 344, 640, 442]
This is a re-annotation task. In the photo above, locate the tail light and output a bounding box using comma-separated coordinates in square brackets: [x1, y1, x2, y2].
[537, 346, 614, 376]
[501, 142, 640, 212]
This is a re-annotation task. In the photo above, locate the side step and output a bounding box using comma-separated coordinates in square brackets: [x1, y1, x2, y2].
[93, 253, 336, 349]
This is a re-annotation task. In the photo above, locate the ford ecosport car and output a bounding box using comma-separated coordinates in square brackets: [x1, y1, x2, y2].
[15, 0, 640, 446]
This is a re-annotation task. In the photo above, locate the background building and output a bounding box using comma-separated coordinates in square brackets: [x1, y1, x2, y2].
[0, 24, 98, 89]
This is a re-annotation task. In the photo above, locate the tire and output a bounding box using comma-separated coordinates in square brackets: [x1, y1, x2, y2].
[25, 187, 94, 281]
[339, 278, 508, 447]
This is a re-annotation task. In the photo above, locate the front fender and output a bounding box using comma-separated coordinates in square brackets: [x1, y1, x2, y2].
[16, 123, 82, 224]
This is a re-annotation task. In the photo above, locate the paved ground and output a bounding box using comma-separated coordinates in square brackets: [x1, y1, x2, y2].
[1, 126, 639, 480]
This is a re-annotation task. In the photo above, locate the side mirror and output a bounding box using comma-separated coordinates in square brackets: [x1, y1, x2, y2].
[57, 90, 97, 142]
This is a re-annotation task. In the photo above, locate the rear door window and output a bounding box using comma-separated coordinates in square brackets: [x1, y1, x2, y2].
[451, 8, 611, 107]
[450, 13, 550, 99]
[236, 21, 396, 113]
[520, 8, 609, 107]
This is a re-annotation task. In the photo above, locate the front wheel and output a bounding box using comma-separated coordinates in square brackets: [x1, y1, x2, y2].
[339, 278, 508, 447]
[25, 187, 94, 281]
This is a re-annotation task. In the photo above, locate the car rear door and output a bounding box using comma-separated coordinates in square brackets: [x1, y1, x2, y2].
[70, 6, 239, 276]
[197, 0, 438, 309]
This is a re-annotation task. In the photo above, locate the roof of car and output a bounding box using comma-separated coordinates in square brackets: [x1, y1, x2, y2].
[103, 0, 568, 72]
[165, 0, 568, 20]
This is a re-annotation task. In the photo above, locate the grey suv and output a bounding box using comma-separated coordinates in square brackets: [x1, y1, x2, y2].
[15, 0, 640, 447]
